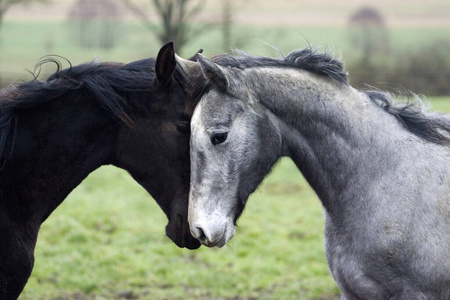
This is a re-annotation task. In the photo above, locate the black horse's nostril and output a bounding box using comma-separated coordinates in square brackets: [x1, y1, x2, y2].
[196, 226, 207, 242]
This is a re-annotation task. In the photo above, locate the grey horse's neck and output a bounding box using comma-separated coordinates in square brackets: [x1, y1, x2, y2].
[250, 67, 412, 214]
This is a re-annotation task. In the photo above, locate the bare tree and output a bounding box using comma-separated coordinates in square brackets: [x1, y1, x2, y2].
[0, 0, 46, 26]
[222, 0, 231, 50]
[68, 0, 123, 50]
[121, 0, 204, 52]
[349, 6, 390, 65]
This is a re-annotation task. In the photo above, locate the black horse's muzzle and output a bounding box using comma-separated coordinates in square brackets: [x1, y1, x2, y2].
[165, 213, 201, 250]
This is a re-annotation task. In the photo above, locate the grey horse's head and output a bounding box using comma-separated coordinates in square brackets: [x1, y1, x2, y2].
[178, 54, 282, 247]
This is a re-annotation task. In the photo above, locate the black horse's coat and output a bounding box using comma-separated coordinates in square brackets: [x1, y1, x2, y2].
[0, 42, 200, 299]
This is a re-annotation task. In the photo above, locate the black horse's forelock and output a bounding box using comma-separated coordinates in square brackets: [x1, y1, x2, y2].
[367, 90, 450, 145]
[0, 56, 168, 160]
[210, 47, 348, 84]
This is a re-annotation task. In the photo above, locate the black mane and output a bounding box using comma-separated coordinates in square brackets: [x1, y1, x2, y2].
[211, 47, 348, 84]
[0, 56, 183, 159]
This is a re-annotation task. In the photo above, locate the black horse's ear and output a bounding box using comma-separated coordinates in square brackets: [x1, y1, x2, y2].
[197, 54, 228, 92]
[155, 41, 176, 86]
[187, 49, 203, 62]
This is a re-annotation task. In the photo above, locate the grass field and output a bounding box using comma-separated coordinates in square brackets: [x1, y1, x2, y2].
[1, 2, 449, 299]
[20, 160, 336, 300]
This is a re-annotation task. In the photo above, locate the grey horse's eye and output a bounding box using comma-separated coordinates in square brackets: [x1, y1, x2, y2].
[211, 132, 228, 145]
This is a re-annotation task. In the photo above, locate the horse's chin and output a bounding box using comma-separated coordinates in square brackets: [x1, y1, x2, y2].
[165, 215, 201, 250]
[180, 238, 202, 250]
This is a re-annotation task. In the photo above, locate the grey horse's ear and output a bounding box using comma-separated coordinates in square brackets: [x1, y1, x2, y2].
[197, 54, 228, 92]
[175, 53, 201, 75]
[187, 49, 203, 62]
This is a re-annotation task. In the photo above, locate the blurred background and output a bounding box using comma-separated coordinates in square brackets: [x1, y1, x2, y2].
[3, 1, 449, 299]
[1, 0, 449, 95]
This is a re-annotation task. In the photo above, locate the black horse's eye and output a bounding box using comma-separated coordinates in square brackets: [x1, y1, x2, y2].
[176, 123, 190, 135]
[211, 132, 228, 145]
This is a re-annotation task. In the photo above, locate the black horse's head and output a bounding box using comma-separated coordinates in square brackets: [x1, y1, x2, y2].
[0, 42, 205, 299]
[114, 43, 201, 249]
[0, 42, 201, 250]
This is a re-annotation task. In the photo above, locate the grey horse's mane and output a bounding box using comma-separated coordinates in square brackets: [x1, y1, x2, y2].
[191, 47, 450, 145]
[211, 47, 348, 84]
[366, 90, 450, 145]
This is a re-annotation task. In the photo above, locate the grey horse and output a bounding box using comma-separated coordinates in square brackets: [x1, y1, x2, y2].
[178, 48, 450, 299]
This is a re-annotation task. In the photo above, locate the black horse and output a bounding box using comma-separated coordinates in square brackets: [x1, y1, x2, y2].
[0, 42, 201, 299]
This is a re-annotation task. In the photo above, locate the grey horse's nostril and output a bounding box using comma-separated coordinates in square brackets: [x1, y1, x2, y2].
[195, 226, 207, 242]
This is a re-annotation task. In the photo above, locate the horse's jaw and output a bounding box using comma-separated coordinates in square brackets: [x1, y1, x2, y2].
[165, 214, 202, 250]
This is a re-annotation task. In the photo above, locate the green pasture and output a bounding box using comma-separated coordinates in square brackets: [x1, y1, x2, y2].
[19, 96, 450, 300]
[429, 97, 450, 112]
[1, 18, 449, 300]
[21, 159, 336, 300]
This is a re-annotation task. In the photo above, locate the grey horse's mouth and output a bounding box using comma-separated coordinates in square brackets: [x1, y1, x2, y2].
[190, 219, 235, 248]
[199, 229, 228, 248]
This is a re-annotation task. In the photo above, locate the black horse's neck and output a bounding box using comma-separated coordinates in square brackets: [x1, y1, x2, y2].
[0, 85, 122, 300]
[0, 90, 118, 224]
